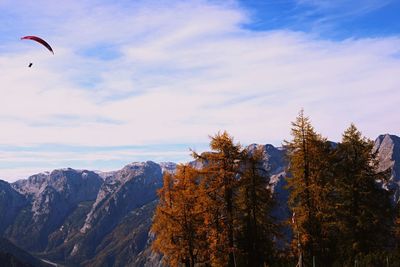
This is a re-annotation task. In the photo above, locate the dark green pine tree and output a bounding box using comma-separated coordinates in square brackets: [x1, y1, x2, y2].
[235, 146, 277, 267]
[332, 124, 394, 264]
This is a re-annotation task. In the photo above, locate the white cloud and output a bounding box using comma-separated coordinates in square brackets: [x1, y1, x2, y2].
[0, 0, 399, 181]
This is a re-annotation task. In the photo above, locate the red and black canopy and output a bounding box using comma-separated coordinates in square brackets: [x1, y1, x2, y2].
[21, 36, 54, 54]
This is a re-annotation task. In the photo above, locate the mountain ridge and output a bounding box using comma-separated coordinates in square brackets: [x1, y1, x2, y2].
[0, 134, 398, 266]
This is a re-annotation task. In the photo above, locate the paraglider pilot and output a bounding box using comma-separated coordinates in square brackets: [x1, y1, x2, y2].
[21, 36, 54, 68]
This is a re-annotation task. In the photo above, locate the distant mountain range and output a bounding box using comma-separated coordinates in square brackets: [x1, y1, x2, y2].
[0, 134, 399, 266]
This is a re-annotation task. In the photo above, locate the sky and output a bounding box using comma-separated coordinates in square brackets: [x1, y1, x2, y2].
[0, 0, 399, 181]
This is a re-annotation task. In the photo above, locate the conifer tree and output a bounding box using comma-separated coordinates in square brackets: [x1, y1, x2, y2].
[193, 131, 243, 267]
[285, 110, 335, 265]
[235, 146, 277, 266]
[152, 131, 282, 266]
[151, 165, 207, 267]
[332, 124, 393, 263]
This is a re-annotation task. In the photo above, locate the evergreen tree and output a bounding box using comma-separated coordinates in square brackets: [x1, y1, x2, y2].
[332, 124, 394, 264]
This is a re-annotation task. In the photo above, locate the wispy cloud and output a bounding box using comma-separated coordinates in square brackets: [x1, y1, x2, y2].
[296, 0, 391, 14]
[0, 0, 399, 181]
[0, 142, 206, 181]
[0, 114, 123, 127]
[293, 0, 395, 36]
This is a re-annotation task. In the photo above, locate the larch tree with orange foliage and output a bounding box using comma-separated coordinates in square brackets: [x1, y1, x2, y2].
[193, 131, 243, 267]
[151, 165, 207, 267]
[285, 110, 336, 265]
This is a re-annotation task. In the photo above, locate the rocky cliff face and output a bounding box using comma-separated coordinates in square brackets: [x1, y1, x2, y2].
[0, 135, 398, 266]
[5, 169, 103, 251]
[81, 161, 162, 234]
[0, 161, 164, 266]
[0, 181, 26, 235]
[374, 134, 400, 202]
[247, 144, 289, 220]
[63, 161, 163, 265]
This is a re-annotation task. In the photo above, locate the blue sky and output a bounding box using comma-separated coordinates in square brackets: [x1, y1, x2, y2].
[0, 0, 399, 181]
[238, 0, 400, 38]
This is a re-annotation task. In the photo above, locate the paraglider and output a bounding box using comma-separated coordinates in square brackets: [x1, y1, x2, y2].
[21, 35, 54, 67]
[21, 36, 54, 54]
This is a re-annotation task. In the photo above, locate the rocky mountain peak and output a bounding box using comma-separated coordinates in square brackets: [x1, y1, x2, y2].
[0, 134, 399, 266]
[247, 143, 286, 175]
[80, 161, 163, 237]
[12, 168, 102, 203]
[116, 161, 162, 185]
[373, 134, 400, 202]
[0, 180, 27, 234]
[159, 162, 177, 174]
[374, 134, 400, 180]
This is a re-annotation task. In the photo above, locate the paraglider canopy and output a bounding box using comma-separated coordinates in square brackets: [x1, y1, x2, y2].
[21, 36, 54, 54]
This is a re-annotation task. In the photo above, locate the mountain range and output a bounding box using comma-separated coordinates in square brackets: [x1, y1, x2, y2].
[0, 134, 399, 266]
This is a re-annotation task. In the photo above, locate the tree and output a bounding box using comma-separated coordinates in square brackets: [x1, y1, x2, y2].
[332, 124, 394, 264]
[152, 131, 281, 266]
[193, 131, 243, 267]
[151, 165, 207, 267]
[285, 110, 335, 265]
[235, 146, 277, 266]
